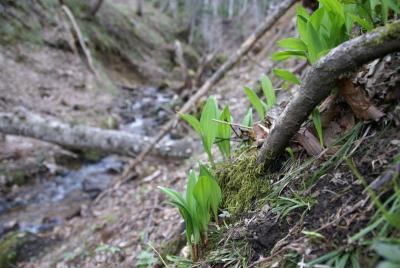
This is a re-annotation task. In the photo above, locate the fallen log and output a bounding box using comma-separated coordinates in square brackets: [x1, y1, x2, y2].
[0, 108, 192, 159]
[127, 0, 298, 171]
[257, 21, 400, 168]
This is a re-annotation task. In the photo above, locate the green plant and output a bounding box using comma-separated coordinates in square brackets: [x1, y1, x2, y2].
[271, 193, 314, 218]
[273, 69, 301, 85]
[243, 74, 277, 120]
[158, 165, 221, 261]
[241, 108, 254, 127]
[216, 105, 232, 159]
[137, 249, 159, 268]
[372, 241, 400, 268]
[307, 249, 361, 268]
[346, 158, 400, 229]
[271, 0, 399, 148]
[179, 96, 219, 164]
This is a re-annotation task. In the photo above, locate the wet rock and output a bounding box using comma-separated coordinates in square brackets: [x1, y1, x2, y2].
[0, 231, 53, 268]
[82, 177, 110, 198]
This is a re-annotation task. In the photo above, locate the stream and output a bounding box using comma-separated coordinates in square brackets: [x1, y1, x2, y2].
[0, 86, 180, 238]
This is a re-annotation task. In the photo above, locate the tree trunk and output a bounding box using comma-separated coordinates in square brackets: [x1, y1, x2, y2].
[0, 108, 192, 159]
[257, 21, 400, 168]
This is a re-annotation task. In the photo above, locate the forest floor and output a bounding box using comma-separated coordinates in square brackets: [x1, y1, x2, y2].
[1, 1, 399, 268]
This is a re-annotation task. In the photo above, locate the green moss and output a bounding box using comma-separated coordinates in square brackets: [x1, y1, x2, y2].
[215, 149, 271, 216]
[0, 232, 26, 268]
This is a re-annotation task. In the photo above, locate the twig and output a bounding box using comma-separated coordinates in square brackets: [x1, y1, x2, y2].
[61, 5, 99, 78]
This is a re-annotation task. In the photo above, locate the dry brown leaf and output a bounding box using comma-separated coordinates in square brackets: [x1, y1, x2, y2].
[339, 79, 385, 121]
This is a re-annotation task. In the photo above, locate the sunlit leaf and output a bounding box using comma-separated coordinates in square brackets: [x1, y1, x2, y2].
[216, 105, 231, 159]
[277, 37, 308, 51]
[241, 108, 254, 127]
[244, 86, 265, 119]
[200, 96, 219, 163]
[271, 50, 307, 61]
[260, 74, 276, 108]
[179, 113, 201, 134]
[273, 68, 301, 85]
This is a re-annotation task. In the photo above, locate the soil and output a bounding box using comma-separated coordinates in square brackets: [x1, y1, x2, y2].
[1, 1, 399, 267]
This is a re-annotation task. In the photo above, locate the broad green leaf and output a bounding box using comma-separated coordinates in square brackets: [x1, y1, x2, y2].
[208, 176, 222, 222]
[312, 108, 324, 147]
[216, 105, 231, 159]
[179, 113, 201, 134]
[337, 254, 350, 268]
[159, 186, 199, 244]
[296, 5, 310, 19]
[244, 86, 265, 119]
[306, 21, 324, 63]
[350, 254, 361, 268]
[200, 96, 219, 163]
[241, 108, 253, 127]
[297, 14, 309, 45]
[373, 242, 400, 263]
[186, 170, 198, 211]
[260, 74, 276, 108]
[277, 38, 307, 51]
[199, 165, 221, 222]
[309, 7, 326, 32]
[319, 0, 345, 19]
[348, 13, 374, 31]
[381, 0, 389, 24]
[273, 69, 301, 85]
[388, 0, 400, 13]
[271, 50, 307, 61]
[193, 176, 212, 231]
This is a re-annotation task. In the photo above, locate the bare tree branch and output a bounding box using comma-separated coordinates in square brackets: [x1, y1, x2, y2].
[257, 21, 400, 168]
[0, 108, 192, 159]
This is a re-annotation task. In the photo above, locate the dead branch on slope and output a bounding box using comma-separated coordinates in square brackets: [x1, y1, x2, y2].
[257, 21, 400, 168]
[0, 108, 192, 159]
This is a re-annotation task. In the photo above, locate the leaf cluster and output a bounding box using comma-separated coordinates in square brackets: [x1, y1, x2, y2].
[159, 165, 222, 261]
[180, 96, 232, 163]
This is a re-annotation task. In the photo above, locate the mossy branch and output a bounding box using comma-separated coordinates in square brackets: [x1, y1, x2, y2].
[257, 21, 400, 168]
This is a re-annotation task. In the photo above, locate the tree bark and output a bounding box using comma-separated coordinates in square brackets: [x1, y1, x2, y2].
[128, 0, 298, 169]
[257, 21, 400, 168]
[0, 108, 192, 159]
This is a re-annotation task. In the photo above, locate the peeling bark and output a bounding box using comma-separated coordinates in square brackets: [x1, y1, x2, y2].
[0, 108, 192, 159]
[257, 21, 400, 168]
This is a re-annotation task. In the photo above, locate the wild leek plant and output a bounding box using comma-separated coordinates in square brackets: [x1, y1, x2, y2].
[243, 74, 276, 120]
[158, 165, 221, 261]
[179, 96, 234, 162]
[271, 0, 400, 147]
[179, 96, 220, 164]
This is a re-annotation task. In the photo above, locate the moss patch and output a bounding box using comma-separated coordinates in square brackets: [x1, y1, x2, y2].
[215, 149, 272, 216]
[0, 231, 54, 267]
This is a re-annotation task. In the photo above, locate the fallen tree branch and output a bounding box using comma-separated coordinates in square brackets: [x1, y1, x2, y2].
[0, 108, 192, 159]
[174, 40, 192, 90]
[125, 0, 298, 173]
[61, 4, 98, 78]
[257, 21, 400, 168]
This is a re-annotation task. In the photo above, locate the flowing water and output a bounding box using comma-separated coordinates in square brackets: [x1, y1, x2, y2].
[0, 86, 178, 237]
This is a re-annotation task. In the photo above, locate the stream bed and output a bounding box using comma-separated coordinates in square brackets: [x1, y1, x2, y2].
[0, 86, 181, 238]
